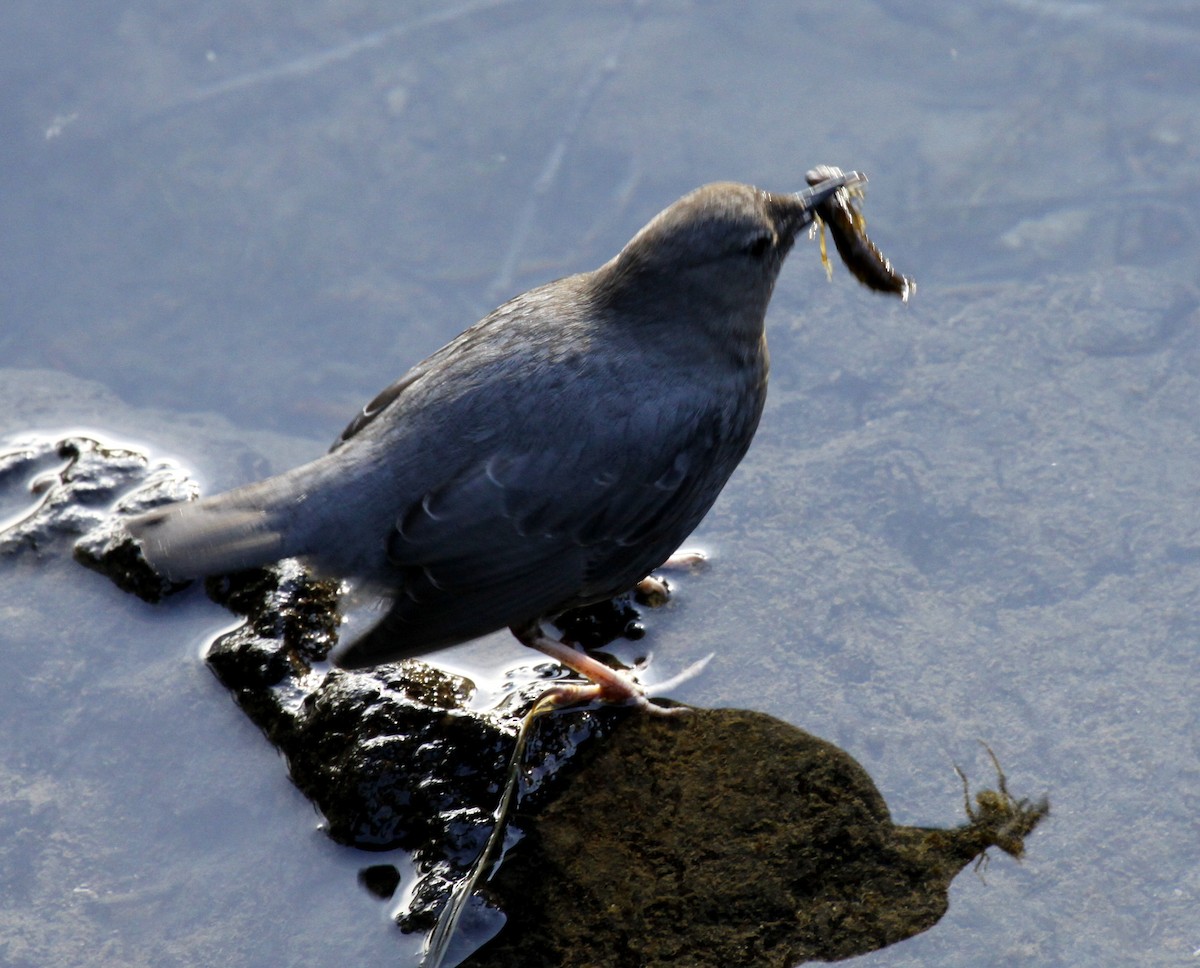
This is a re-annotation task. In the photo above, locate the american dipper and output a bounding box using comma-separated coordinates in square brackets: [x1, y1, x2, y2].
[128, 172, 889, 707]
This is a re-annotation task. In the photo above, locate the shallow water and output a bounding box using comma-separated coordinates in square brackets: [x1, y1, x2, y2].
[3, 1, 1199, 965]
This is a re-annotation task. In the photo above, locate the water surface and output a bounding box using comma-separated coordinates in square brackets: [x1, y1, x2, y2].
[2, 1, 1198, 965]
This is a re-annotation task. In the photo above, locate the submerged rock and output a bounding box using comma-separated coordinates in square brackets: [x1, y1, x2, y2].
[467, 708, 1046, 968]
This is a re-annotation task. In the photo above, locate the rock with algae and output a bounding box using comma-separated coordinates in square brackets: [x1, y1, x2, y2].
[465, 708, 1047, 968]
[190, 560, 629, 934]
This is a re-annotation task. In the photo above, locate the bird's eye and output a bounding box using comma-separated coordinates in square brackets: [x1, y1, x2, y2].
[743, 234, 772, 259]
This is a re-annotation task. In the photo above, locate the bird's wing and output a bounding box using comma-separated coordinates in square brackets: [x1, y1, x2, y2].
[346, 405, 726, 657]
[332, 365, 426, 448]
[331, 304, 518, 449]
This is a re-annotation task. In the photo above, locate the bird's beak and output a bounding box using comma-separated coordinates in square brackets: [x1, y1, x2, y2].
[769, 169, 866, 236]
[794, 169, 866, 208]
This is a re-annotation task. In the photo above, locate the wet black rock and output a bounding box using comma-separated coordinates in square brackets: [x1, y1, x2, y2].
[0, 432, 632, 933]
[196, 557, 629, 932]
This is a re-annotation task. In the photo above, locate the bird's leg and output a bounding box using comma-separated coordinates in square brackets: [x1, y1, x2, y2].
[634, 575, 671, 606]
[509, 621, 704, 715]
[511, 620, 644, 705]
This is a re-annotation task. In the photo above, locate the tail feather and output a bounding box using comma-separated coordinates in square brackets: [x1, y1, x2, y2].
[127, 450, 381, 582]
[126, 500, 291, 580]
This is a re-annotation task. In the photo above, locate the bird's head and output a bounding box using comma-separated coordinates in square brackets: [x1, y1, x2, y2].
[594, 175, 859, 339]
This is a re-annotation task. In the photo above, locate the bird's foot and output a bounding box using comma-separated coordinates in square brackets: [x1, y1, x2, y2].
[511, 622, 710, 717]
[660, 549, 708, 570]
[635, 549, 709, 607]
[634, 575, 672, 607]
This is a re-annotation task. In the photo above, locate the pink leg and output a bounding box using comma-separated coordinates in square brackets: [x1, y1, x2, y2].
[509, 621, 709, 716]
[511, 621, 645, 705]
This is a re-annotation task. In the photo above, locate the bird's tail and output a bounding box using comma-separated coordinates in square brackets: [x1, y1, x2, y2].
[125, 469, 319, 581]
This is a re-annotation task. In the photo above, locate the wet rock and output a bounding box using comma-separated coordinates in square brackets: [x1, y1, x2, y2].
[194, 557, 629, 933]
[0, 434, 193, 601]
[359, 864, 403, 900]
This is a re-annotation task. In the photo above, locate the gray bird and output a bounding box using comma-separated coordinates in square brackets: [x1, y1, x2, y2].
[128, 173, 865, 706]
